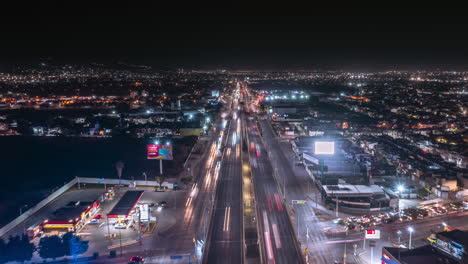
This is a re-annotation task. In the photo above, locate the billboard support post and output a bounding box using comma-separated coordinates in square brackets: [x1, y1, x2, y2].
[160, 159, 163, 175]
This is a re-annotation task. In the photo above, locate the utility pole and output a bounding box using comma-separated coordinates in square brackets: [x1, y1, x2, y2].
[159, 159, 163, 175]
[119, 228, 123, 257]
[138, 207, 142, 245]
[19, 205, 27, 234]
[106, 216, 111, 240]
[335, 195, 339, 217]
[343, 242, 347, 264]
[369, 240, 376, 264]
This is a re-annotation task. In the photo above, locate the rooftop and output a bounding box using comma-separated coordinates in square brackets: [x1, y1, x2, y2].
[323, 184, 384, 195]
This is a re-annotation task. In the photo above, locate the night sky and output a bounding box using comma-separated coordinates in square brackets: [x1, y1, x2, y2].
[1, 5, 467, 70]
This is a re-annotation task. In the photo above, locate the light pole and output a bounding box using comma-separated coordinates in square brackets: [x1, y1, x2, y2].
[119, 227, 123, 257]
[397, 230, 402, 244]
[408, 227, 414, 249]
[19, 205, 27, 234]
[143, 172, 147, 183]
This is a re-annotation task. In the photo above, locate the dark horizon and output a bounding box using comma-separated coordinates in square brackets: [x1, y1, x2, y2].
[1, 6, 468, 71]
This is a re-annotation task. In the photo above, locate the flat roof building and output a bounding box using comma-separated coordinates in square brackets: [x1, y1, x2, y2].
[382, 229, 468, 264]
[322, 184, 391, 212]
[107, 190, 144, 218]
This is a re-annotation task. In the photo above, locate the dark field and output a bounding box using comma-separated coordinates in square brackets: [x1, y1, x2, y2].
[0, 136, 194, 226]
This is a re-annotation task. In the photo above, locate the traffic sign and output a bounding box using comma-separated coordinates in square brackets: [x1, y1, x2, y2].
[304, 248, 308, 254]
[292, 200, 307, 204]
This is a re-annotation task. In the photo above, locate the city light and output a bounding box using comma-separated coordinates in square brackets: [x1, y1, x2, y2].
[397, 185, 405, 192]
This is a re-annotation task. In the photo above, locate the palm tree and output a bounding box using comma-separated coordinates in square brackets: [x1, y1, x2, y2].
[115, 161, 124, 184]
[155, 176, 164, 191]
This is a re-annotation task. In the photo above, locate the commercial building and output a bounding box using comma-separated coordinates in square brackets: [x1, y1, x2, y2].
[42, 200, 100, 233]
[322, 184, 392, 212]
[382, 229, 468, 264]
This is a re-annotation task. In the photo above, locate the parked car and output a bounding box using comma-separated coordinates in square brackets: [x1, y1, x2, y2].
[157, 201, 168, 209]
[129, 256, 144, 263]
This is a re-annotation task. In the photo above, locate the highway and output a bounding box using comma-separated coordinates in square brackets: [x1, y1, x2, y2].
[256, 106, 344, 263]
[205, 87, 243, 263]
[245, 114, 304, 264]
[119, 92, 234, 263]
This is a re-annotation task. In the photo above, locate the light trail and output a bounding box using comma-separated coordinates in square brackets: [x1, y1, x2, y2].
[262, 211, 275, 263]
[272, 224, 282, 249]
[274, 193, 284, 211]
[223, 206, 231, 232]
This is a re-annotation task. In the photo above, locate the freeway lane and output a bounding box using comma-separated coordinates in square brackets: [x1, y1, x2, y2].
[258, 118, 344, 264]
[246, 116, 303, 264]
[205, 89, 243, 264]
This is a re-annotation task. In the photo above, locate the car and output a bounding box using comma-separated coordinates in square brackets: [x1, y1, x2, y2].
[94, 214, 103, 219]
[129, 256, 144, 263]
[383, 218, 394, 224]
[157, 201, 168, 209]
[89, 219, 99, 224]
[427, 235, 436, 243]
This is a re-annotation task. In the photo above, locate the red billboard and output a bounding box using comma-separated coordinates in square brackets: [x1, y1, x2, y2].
[147, 144, 173, 160]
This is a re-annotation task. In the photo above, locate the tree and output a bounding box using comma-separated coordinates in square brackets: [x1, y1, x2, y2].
[62, 232, 89, 260]
[156, 176, 164, 189]
[38, 235, 65, 260]
[17, 234, 34, 262]
[0, 238, 8, 264]
[2, 234, 34, 263]
[417, 187, 430, 198]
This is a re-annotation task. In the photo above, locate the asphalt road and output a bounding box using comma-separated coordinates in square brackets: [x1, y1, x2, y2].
[258, 117, 346, 264]
[246, 116, 303, 264]
[205, 92, 243, 264]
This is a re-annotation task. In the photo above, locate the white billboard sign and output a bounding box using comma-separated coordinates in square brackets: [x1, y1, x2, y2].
[365, 229, 380, 239]
[139, 204, 149, 221]
[315, 141, 335, 155]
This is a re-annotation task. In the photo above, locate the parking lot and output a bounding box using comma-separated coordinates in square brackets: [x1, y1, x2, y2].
[77, 187, 186, 256]
[332, 200, 468, 233]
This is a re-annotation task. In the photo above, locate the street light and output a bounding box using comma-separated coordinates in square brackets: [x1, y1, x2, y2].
[154, 140, 160, 145]
[442, 222, 448, 231]
[397, 230, 402, 244]
[408, 227, 414, 249]
[397, 185, 405, 192]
